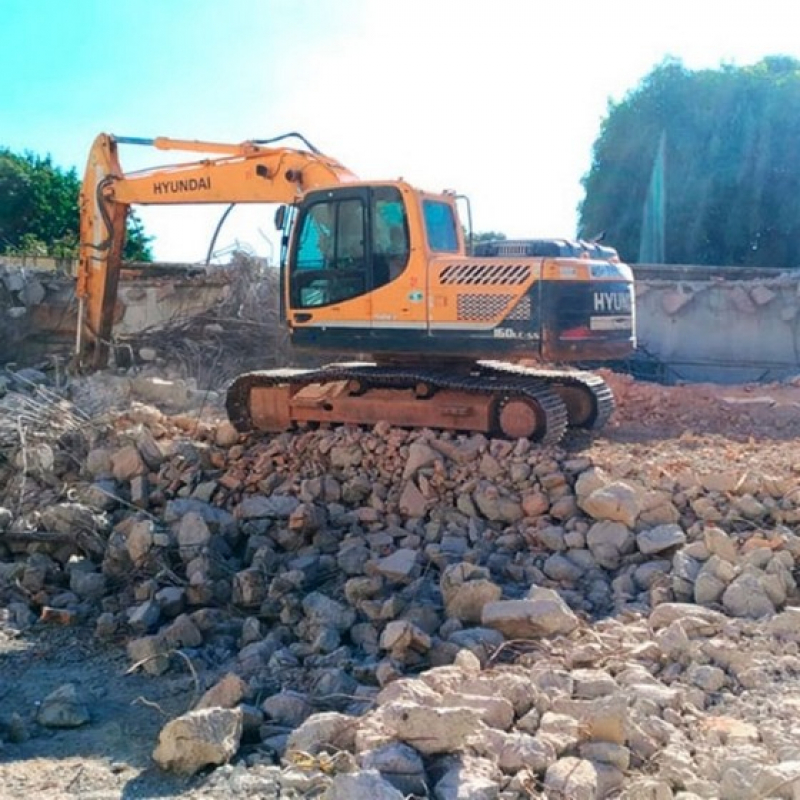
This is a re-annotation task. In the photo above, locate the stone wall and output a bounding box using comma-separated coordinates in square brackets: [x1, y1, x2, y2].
[632, 267, 800, 384]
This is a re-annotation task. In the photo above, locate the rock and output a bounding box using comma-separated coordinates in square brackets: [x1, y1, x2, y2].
[403, 442, 440, 480]
[440, 693, 514, 730]
[586, 521, 635, 569]
[177, 512, 212, 560]
[359, 742, 426, 796]
[237, 494, 300, 520]
[325, 770, 405, 800]
[36, 683, 90, 728]
[380, 702, 485, 755]
[262, 690, 312, 727]
[648, 603, 726, 633]
[704, 526, 738, 563]
[286, 712, 357, 755]
[215, 422, 240, 447]
[131, 376, 191, 409]
[195, 673, 247, 710]
[303, 592, 357, 632]
[482, 587, 579, 639]
[544, 757, 599, 800]
[153, 707, 243, 775]
[434, 755, 502, 800]
[637, 524, 687, 555]
[440, 563, 502, 624]
[380, 620, 431, 659]
[111, 445, 146, 481]
[579, 481, 641, 527]
[550, 694, 628, 745]
[374, 549, 418, 583]
[398, 480, 428, 518]
[471, 728, 556, 773]
[473, 483, 523, 523]
[722, 571, 777, 618]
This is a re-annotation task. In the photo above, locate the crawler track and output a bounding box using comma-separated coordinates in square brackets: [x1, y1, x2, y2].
[226, 362, 571, 445]
[476, 362, 615, 430]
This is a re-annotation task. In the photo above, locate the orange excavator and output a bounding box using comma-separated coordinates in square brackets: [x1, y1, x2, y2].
[77, 133, 635, 444]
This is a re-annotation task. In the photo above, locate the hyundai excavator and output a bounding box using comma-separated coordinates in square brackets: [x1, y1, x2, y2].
[77, 133, 635, 445]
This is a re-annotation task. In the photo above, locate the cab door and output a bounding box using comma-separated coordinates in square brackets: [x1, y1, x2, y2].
[288, 187, 373, 342]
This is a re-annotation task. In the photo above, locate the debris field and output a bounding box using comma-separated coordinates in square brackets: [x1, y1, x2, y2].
[2, 369, 800, 799]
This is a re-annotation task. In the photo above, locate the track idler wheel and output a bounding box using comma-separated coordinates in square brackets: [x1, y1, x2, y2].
[550, 384, 598, 427]
[495, 397, 545, 440]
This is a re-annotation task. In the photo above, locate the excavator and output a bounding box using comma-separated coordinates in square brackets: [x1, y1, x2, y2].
[77, 133, 635, 445]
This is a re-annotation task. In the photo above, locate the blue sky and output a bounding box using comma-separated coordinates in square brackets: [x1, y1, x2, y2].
[3, 0, 800, 261]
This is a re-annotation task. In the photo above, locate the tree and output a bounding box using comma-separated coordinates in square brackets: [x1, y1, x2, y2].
[578, 57, 800, 268]
[0, 147, 153, 261]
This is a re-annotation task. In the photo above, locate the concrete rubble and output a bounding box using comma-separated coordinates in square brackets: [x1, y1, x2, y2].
[3, 371, 800, 798]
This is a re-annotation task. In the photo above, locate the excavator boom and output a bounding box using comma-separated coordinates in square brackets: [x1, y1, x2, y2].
[77, 133, 357, 369]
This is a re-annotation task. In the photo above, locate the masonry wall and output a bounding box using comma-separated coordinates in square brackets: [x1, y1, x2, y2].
[633, 268, 800, 384]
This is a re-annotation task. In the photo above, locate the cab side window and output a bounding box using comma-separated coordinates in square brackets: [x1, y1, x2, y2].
[423, 199, 459, 253]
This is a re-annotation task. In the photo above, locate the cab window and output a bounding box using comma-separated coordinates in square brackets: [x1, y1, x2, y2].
[292, 197, 367, 308]
[372, 186, 409, 286]
[423, 199, 459, 252]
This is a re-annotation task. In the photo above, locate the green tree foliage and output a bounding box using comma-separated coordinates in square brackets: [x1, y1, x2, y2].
[0, 148, 153, 261]
[578, 56, 800, 267]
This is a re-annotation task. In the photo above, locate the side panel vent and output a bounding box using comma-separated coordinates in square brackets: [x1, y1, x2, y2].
[457, 294, 515, 321]
[440, 263, 531, 286]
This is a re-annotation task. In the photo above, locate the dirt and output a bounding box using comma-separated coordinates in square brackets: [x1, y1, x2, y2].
[3, 373, 800, 798]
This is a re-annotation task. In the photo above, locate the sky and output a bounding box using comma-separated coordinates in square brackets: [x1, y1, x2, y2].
[3, 0, 800, 262]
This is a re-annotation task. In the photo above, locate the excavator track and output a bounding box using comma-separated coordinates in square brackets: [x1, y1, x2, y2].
[476, 361, 615, 430]
[226, 363, 570, 445]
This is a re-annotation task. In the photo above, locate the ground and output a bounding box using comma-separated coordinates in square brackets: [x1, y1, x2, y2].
[2, 374, 800, 799]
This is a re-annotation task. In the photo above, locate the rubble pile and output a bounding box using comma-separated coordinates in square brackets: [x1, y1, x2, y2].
[3, 375, 800, 797]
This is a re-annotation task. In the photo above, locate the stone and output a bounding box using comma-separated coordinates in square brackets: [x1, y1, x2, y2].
[36, 684, 90, 728]
[195, 673, 247, 710]
[649, 603, 726, 633]
[722, 571, 777, 618]
[286, 712, 357, 755]
[440, 693, 514, 730]
[359, 742, 426, 796]
[472, 728, 556, 774]
[586, 521, 635, 569]
[403, 442, 440, 480]
[303, 592, 357, 631]
[473, 483, 523, 523]
[153, 707, 243, 775]
[398, 480, 428, 518]
[111, 445, 146, 481]
[215, 422, 240, 447]
[637, 524, 687, 555]
[544, 757, 599, 800]
[177, 512, 212, 560]
[325, 770, 405, 800]
[579, 481, 641, 527]
[262, 690, 312, 727]
[237, 494, 300, 519]
[375, 549, 418, 583]
[380, 701, 485, 755]
[440, 562, 502, 624]
[380, 620, 432, 658]
[704, 526, 739, 563]
[481, 587, 579, 639]
[434, 755, 502, 800]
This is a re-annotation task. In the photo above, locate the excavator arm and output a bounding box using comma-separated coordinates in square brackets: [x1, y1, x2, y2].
[76, 133, 357, 369]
